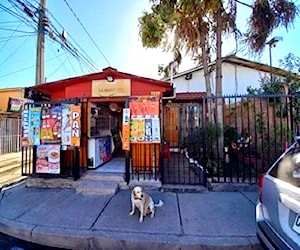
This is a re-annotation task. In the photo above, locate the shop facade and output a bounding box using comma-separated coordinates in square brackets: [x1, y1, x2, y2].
[23, 67, 173, 182]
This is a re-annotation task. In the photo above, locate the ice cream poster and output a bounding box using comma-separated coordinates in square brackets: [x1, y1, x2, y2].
[36, 144, 60, 174]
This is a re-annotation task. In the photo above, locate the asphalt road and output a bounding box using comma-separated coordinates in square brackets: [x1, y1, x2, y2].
[0, 232, 66, 250]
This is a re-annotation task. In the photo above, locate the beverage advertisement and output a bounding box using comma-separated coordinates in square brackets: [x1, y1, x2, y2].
[36, 144, 60, 174]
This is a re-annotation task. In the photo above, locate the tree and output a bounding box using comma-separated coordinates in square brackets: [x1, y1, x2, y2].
[139, 0, 237, 123]
[139, 0, 298, 92]
[246, 0, 298, 54]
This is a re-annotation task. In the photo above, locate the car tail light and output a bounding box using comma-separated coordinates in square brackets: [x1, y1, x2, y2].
[258, 173, 265, 202]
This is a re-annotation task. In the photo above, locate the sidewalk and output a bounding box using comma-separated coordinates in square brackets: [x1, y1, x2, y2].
[0, 183, 262, 250]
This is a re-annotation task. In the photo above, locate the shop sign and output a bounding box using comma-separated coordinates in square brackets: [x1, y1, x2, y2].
[71, 105, 81, 147]
[92, 79, 131, 97]
[7, 98, 23, 112]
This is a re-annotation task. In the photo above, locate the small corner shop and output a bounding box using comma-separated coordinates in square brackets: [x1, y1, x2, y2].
[23, 67, 173, 181]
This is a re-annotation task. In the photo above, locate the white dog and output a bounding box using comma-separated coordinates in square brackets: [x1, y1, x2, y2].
[129, 186, 164, 223]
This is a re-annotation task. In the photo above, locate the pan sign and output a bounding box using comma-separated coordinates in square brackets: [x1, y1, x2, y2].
[71, 105, 81, 147]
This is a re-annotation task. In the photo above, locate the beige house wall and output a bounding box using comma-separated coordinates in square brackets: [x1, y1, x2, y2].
[0, 88, 24, 112]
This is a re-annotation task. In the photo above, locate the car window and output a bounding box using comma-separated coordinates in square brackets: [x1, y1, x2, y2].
[269, 147, 300, 188]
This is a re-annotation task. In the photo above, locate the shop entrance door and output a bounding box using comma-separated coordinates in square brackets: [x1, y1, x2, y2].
[163, 105, 179, 148]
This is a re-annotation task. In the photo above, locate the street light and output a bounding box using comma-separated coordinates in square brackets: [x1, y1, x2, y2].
[266, 36, 283, 82]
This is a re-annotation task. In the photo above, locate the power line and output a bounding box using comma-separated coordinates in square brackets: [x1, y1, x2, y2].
[0, 35, 34, 68]
[46, 9, 99, 71]
[0, 51, 67, 79]
[1, 0, 101, 81]
[63, 0, 111, 67]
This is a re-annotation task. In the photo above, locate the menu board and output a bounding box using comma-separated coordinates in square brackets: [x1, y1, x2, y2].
[36, 144, 60, 174]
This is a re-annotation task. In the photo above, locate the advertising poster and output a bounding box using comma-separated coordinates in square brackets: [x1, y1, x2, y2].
[40, 106, 62, 144]
[29, 107, 41, 145]
[70, 104, 81, 147]
[129, 98, 159, 117]
[61, 104, 71, 145]
[145, 118, 152, 142]
[130, 118, 145, 142]
[36, 144, 60, 174]
[152, 117, 161, 142]
[99, 137, 112, 163]
[22, 108, 30, 147]
[129, 96, 160, 143]
[40, 106, 53, 143]
[122, 108, 130, 150]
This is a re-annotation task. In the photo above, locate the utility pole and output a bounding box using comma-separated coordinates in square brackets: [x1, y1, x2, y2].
[36, 0, 46, 85]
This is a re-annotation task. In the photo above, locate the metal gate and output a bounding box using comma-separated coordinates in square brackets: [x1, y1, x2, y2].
[162, 102, 205, 185]
[162, 93, 299, 185]
[0, 114, 22, 155]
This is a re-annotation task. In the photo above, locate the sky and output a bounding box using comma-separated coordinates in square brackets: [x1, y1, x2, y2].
[0, 0, 300, 89]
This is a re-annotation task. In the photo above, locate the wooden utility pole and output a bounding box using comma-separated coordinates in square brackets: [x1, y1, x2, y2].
[36, 0, 46, 85]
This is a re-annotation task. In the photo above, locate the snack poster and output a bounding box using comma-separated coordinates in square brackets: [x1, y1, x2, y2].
[36, 144, 60, 174]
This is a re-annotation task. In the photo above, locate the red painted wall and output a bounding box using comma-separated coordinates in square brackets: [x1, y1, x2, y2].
[131, 79, 168, 96]
[65, 81, 91, 98]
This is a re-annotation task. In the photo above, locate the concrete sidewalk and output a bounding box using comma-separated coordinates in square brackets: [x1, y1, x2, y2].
[0, 183, 262, 250]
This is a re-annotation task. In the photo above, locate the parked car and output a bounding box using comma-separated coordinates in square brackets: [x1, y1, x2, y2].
[256, 137, 300, 249]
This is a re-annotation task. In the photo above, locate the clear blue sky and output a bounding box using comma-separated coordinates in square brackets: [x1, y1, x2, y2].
[0, 0, 299, 89]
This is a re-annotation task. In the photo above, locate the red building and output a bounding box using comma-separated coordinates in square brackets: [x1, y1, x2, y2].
[28, 67, 173, 177]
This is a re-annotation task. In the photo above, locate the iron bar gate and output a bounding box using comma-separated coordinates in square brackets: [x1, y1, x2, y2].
[162, 93, 300, 185]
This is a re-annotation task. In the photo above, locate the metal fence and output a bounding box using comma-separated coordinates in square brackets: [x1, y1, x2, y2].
[0, 115, 22, 155]
[162, 93, 300, 185]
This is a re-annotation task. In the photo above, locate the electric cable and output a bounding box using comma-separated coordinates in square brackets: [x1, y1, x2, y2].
[63, 0, 111, 67]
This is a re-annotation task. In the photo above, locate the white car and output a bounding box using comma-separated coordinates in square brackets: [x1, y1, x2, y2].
[256, 137, 300, 249]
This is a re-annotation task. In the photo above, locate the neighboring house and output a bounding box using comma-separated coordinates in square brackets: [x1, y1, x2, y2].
[0, 87, 25, 112]
[162, 55, 291, 96]
[0, 87, 26, 154]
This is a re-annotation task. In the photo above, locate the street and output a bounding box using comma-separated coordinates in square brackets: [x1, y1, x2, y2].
[0, 232, 64, 250]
